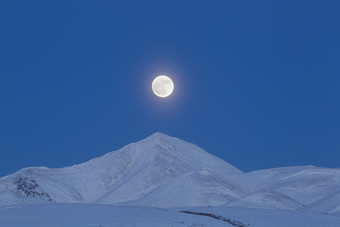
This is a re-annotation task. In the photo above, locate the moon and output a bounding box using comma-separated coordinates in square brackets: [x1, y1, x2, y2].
[152, 75, 174, 98]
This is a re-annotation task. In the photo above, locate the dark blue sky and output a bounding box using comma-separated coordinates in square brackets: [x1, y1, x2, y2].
[1, 1, 339, 176]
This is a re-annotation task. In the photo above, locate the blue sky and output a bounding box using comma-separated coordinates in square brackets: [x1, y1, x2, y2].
[0, 1, 339, 176]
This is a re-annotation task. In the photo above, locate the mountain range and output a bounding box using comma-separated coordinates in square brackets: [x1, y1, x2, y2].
[1, 132, 339, 216]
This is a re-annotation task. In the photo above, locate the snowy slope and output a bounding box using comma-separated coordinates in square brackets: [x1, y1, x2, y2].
[226, 166, 340, 212]
[304, 190, 340, 215]
[225, 190, 303, 210]
[122, 167, 243, 207]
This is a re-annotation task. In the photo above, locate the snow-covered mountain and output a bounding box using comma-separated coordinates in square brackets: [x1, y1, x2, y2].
[0, 132, 340, 216]
[0, 133, 242, 207]
[233, 166, 340, 213]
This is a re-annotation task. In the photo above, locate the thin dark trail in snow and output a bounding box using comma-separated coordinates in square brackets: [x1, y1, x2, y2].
[180, 210, 249, 227]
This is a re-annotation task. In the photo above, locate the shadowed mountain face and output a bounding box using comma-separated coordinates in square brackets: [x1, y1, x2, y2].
[0, 133, 340, 215]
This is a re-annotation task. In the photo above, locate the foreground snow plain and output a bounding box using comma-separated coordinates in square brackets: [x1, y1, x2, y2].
[0, 203, 339, 227]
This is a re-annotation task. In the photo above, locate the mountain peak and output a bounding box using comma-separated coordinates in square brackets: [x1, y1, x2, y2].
[143, 132, 174, 142]
[138, 132, 188, 150]
[150, 132, 167, 137]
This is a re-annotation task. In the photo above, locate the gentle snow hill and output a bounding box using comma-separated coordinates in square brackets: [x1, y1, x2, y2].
[227, 166, 340, 212]
[1, 132, 340, 216]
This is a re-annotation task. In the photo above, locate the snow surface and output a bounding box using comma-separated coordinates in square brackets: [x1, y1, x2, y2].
[0, 203, 227, 227]
[0, 203, 339, 227]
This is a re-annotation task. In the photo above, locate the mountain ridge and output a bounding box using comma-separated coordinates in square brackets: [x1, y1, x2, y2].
[0, 132, 339, 215]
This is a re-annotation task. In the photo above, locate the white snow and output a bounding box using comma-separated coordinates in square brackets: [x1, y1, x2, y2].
[0, 203, 339, 227]
[0, 203, 227, 227]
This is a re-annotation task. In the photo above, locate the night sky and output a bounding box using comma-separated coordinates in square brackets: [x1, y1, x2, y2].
[1, 1, 339, 176]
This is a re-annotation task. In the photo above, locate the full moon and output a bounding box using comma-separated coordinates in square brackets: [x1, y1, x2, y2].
[152, 75, 174, 98]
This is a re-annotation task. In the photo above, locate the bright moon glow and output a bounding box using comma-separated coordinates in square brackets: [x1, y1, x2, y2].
[152, 75, 174, 98]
